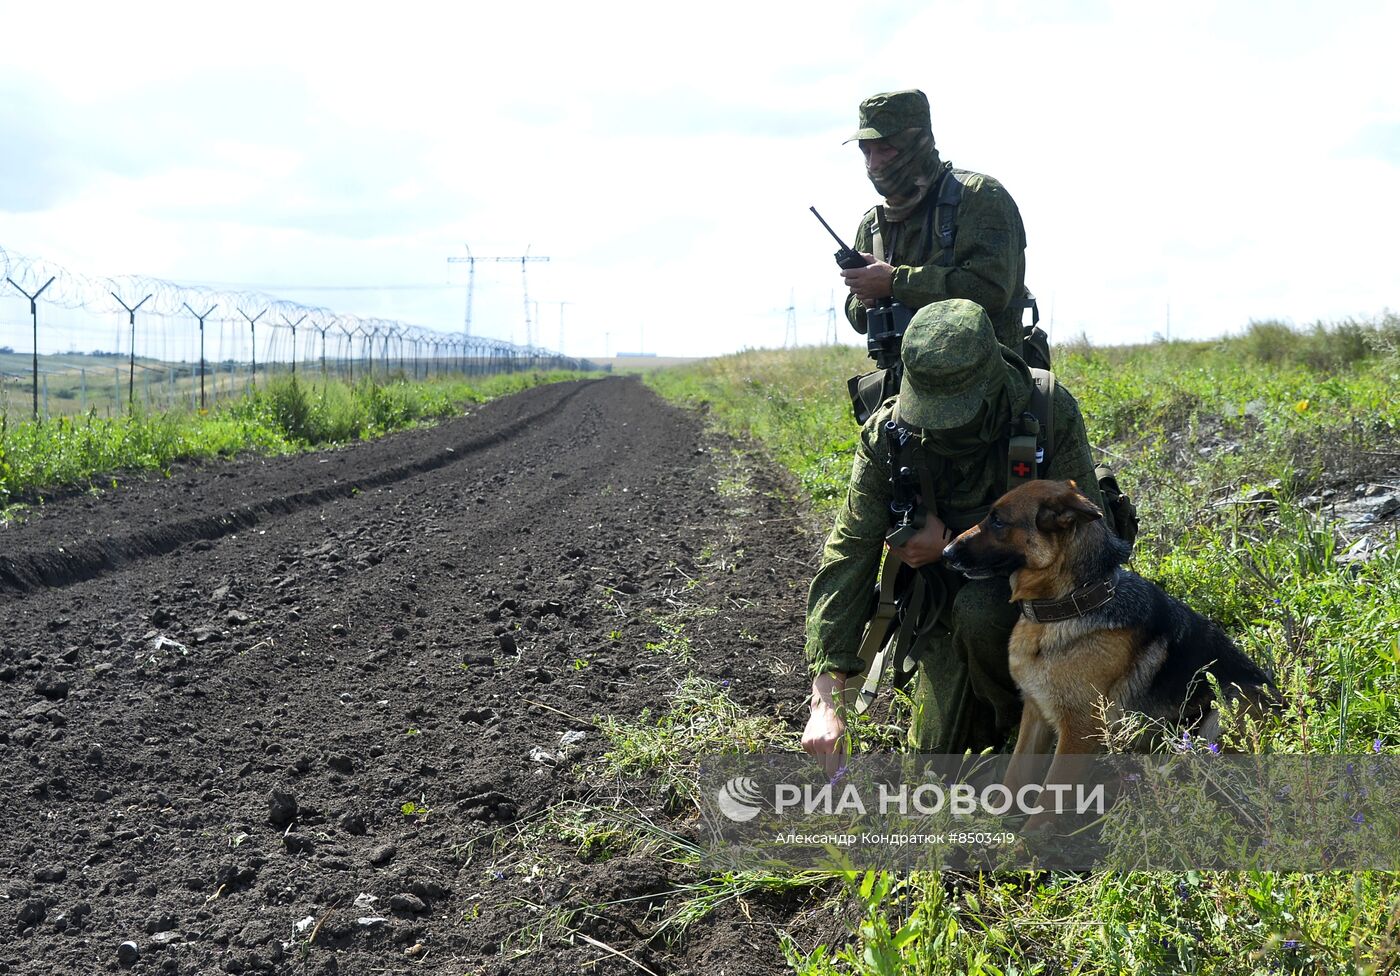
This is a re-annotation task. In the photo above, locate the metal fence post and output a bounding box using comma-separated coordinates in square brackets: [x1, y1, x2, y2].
[110, 291, 152, 414]
[6, 275, 56, 421]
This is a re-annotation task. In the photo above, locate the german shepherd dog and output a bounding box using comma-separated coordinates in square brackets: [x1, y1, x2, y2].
[942, 479, 1275, 794]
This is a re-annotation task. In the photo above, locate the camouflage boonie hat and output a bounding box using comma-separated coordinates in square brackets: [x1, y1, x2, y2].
[898, 299, 1003, 430]
[844, 89, 931, 143]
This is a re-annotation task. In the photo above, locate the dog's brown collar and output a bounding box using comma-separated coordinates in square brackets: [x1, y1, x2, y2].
[1019, 574, 1118, 623]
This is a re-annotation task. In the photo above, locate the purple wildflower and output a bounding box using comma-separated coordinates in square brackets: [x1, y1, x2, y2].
[1207, 742, 1221, 755]
[1283, 939, 1301, 951]
[1351, 812, 1366, 826]
[1374, 738, 1384, 754]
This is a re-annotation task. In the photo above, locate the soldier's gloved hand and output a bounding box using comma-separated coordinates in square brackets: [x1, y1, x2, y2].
[802, 672, 851, 779]
[841, 253, 896, 302]
[888, 515, 952, 568]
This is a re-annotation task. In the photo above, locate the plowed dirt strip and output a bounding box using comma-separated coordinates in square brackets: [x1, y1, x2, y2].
[0, 377, 818, 976]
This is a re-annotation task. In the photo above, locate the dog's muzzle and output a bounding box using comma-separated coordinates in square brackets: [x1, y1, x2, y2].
[942, 542, 992, 579]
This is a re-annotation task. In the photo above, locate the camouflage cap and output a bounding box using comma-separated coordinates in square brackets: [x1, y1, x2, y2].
[898, 299, 1003, 430]
[844, 89, 931, 143]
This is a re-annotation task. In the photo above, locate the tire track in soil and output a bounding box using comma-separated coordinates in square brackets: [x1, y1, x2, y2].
[0, 376, 820, 976]
[0, 381, 592, 595]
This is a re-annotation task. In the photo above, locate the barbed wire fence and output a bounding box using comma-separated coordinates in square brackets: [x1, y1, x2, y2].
[0, 244, 600, 421]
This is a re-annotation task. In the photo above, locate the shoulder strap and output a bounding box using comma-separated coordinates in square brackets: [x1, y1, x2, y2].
[847, 366, 901, 425]
[1029, 368, 1056, 457]
[1007, 368, 1055, 488]
[871, 207, 887, 265]
[931, 167, 966, 267]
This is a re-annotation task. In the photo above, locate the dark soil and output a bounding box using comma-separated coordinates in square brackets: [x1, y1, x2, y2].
[0, 377, 824, 975]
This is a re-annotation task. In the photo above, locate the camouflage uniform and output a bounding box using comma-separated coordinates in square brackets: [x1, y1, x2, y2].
[844, 90, 1030, 354]
[805, 300, 1105, 753]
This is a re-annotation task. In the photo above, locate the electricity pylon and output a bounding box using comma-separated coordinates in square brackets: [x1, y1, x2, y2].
[447, 245, 550, 342]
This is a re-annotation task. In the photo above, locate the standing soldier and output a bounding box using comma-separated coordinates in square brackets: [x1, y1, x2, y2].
[838, 89, 1042, 367]
[801, 300, 1106, 773]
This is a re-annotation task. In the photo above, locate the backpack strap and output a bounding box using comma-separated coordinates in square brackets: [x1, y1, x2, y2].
[1030, 368, 1055, 459]
[1007, 368, 1055, 488]
[1022, 288, 1040, 327]
[931, 167, 965, 267]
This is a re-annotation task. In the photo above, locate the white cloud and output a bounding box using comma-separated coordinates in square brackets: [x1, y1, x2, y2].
[1, 0, 1397, 359]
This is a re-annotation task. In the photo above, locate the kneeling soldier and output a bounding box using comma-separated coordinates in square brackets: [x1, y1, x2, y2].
[802, 298, 1108, 775]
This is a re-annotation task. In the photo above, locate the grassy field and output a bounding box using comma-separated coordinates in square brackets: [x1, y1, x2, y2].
[633, 316, 1400, 973]
[8, 317, 1400, 970]
[0, 370, 590, 510]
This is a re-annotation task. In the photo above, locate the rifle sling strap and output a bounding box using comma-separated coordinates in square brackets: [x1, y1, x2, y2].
[854, 549, 904, 714]
[854, 556, 947, 716]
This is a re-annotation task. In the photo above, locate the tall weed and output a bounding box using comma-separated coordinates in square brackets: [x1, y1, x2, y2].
[1, 371, 586, 501]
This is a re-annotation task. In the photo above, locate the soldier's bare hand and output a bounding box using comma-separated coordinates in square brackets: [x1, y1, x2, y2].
[888, 515, 951, 568]
[802, 673, 851, 779]
[841, 254, 895, 302]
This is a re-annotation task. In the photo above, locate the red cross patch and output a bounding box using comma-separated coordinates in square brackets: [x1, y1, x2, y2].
[1012, 461, 1032, 478]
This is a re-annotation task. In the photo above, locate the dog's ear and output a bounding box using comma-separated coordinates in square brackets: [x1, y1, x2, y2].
[1036, 483, 1104, 532]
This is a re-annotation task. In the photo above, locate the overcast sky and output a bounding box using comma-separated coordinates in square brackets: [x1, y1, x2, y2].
[2, 0, 1397, 359]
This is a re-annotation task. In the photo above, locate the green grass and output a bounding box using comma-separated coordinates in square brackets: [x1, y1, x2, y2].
[0, 370, 589, 507]
[646, 317, 1400, 974]
[648, 345, 864, 506]
[596, 675, 791, 795]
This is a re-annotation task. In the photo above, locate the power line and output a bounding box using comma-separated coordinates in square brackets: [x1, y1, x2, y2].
[166, 280, 457, 292]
